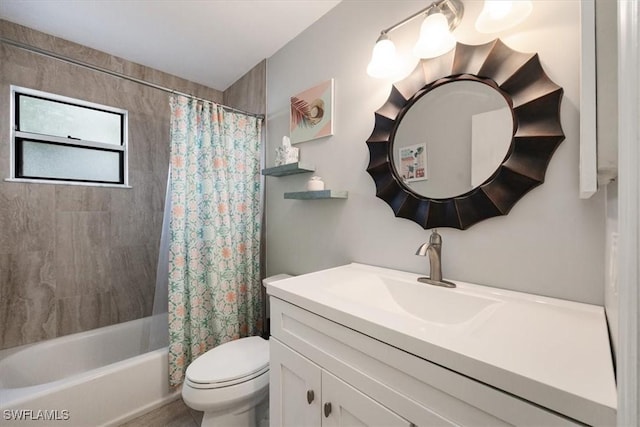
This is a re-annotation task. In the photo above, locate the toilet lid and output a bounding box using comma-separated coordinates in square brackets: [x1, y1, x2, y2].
[186, 336, 269, 386]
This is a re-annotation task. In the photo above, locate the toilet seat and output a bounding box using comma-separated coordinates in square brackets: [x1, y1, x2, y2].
[186, 365, 269, 390]
[185, 336, 269, 390]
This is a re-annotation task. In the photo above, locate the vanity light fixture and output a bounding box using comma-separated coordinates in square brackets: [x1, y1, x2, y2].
[366, 34, 398, 78]
[366, 0, 464, 79]
[413, 12, 457, 59]
[475, 0, 533, 33]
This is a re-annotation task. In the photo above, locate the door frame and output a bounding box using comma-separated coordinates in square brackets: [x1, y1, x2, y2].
[617, 0, 639, 425]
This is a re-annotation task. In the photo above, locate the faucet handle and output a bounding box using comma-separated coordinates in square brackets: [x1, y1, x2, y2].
[429, 228, 442, 245]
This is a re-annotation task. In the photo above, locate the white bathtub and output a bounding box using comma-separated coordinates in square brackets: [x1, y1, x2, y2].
[0, 313, 180, 426]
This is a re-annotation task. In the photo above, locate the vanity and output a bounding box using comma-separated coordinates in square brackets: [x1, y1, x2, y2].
[267, 263, 616, 426]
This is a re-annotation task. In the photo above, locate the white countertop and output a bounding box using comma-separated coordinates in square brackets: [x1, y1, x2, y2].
[267, 263, 617, 426]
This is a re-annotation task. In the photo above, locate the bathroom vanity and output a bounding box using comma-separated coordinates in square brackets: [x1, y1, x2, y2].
[267, 263, 616, 426]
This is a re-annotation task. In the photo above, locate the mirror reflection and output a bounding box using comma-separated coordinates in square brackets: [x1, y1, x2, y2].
[393, 80, 513, 199]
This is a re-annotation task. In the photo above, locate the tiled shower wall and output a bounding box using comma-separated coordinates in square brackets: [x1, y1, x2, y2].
[0, 20, 225, 350]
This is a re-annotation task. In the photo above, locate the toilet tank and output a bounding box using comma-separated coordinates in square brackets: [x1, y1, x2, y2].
[263, 274, 293, 326]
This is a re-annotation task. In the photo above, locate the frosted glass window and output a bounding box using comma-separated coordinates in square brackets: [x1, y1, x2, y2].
[11, 86, 128, 186]
[20, 140, 122, 183]
[18, 95, 122, 145]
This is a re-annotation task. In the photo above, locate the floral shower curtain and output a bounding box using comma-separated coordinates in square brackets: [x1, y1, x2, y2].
[168, 95, 263, 386]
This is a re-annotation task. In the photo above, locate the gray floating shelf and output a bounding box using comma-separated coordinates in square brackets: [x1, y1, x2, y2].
[262, 162, 315, 177]
[284, 190, 348, 200]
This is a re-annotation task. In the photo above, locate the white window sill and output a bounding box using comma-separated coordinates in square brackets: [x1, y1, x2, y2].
[4, 178, 132, 189]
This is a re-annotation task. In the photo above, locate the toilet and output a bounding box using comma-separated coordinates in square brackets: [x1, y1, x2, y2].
[181, 274, 292, 427]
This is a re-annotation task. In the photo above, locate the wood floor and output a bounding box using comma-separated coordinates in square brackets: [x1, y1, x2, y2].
[119, 399, 203, 427]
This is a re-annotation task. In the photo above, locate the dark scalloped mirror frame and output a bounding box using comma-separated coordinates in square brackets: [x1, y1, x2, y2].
[366, 39, 565, 230]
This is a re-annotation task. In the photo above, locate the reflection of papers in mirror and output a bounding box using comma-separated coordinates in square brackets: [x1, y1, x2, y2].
[399, 143, 427, 183]
[471, 107, 512, 187]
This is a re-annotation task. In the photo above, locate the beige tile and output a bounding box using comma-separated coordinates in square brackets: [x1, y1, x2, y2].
[108, 246, 156, 321]
[151, 155, 170, 200]
[109, 172, 162, 249]
[0, 250, 57, 349]
[0, 250, 55, 301]
[223, 60, 266, 115]
[0, 293, 57, 350]
[187, 406, 204, 425]
[0, 84, 11, 180]
[127, 114, 154, 173]
[150, 211, 165, 250]
[54, 259, 110, 298]
[55, 185, 111, 212]
[111, 170, 154, 210]
[0, 253, 11, 300]
[109, 208, 157, 248]
[55, 211, 111, 252]
[0, 183, 55, 254]
[119, 398, 199, 427]
[54, 212, 111, 297]
[0, 300, 30, 349]
[56, 291, 115, 337]
[147, 168, 168, 214]
[0, 45, 42, 96]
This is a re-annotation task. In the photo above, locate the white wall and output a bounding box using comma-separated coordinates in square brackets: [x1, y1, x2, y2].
[266, 0, 606, 305]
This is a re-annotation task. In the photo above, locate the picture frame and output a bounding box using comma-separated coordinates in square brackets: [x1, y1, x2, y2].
[290, 79, 334, 144]
[398, 143, 427, 183]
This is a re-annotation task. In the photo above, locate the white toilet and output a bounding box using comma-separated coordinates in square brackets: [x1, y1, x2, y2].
[182, 274, 292, 427]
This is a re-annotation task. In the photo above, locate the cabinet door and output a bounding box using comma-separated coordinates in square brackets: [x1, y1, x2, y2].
[270, 339, 322, 427]
[321, 371, 412, 427]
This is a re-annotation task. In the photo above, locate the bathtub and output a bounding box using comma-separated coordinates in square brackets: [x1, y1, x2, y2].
[0, 313, 180, 426]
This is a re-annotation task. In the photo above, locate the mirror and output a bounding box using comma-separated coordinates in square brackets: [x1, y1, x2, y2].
[366, 39, 565, 230]
[394, 80, 512, 199]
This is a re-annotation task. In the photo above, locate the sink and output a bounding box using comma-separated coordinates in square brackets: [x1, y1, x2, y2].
[327, 275, 501, 325]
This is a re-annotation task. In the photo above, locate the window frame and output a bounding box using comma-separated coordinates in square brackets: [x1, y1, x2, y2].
[9, 85, 129, 187]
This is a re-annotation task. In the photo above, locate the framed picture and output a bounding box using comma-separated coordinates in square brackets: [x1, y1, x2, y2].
[290, 79, 334, 144]
[398, 143, 427, 182]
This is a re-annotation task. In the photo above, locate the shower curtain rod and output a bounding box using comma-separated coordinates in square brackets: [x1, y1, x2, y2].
[0, 36, 265, 119]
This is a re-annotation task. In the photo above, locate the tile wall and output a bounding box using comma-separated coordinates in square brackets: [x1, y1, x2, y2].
[0, 20, 225, 349]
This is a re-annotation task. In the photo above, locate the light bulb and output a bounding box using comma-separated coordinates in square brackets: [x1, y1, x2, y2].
[476, 0, 533, 33]
[367, 36, 398, 78]
[487, 1, 512, 20]
[413, 12, 457, 59]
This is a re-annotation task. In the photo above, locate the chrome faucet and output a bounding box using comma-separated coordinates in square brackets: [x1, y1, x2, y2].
[415, 229, 456, 288]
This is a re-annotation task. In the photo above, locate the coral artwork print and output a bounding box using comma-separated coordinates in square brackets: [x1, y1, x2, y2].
[290, 79, 334, 144]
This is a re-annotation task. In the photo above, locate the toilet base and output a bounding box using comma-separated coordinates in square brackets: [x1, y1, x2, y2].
[201, 394, 268, 427]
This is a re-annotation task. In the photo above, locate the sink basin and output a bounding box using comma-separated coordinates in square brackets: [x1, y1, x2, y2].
[327, 276, 501, 325]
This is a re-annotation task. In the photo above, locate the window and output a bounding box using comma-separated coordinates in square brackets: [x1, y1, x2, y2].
[10, 86, 128, 186]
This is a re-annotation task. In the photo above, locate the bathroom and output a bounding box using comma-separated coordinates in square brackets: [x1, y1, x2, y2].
[0, 0, 638, 426]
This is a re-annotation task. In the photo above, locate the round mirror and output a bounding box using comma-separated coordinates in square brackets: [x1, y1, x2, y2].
[393, 80, 513, 199]
[366, 39, 565, 230]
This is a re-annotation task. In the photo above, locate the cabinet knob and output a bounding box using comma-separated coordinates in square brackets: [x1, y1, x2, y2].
[306, 389, 314, 404]
[323, 402, 332, 417]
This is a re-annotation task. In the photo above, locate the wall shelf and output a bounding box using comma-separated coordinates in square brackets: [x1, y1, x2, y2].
[284, 190, 348, 200]
[262, 162, 315, 177]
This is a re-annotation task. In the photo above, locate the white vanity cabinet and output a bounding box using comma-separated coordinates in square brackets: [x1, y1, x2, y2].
[267, 264, 617, 426]
[269, 298, 581, 427]
[270, 338, 411, 427]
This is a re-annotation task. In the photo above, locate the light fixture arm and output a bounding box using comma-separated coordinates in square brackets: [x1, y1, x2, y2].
[367, 0, 465, 78]
[378, 0, 464, 37]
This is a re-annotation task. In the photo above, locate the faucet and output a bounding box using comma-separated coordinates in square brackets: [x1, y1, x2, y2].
[415, 229, 456, 288]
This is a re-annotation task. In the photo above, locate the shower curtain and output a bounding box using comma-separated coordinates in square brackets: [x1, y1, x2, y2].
[167, 95, 263, 386]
